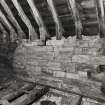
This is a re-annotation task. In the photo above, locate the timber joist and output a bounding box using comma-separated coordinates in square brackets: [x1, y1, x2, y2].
[0, 0, 105, 41]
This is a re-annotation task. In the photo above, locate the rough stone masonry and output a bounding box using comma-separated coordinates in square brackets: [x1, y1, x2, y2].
[12, 36, 105, 100]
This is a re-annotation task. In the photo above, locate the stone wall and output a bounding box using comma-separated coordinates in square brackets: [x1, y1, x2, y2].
[13, 36, 105, 100]
[13, 36, 105, 79]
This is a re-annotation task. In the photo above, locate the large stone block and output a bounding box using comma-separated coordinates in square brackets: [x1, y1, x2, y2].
[37, 59, 49, 66]
[55, 55, 72, 62]
[90, 56, 105, 65]
[74, 47, 98, 56]
[53, 71, 66, 78]
[61, 62, 76, 73]
[72, 55, 90, 63]
[41, 67, 53, 76]
[26, 60, 39, 66]
[46, 38, 65, 46]
[47, 66, 61, 71]
[46, 62, 61, 68]
[76, 40, 89, 47]
[76, 63, 97, 72]
[65, 73, 80, 80]
[64, 36, 76, 47]
[74, 47, 83, 55]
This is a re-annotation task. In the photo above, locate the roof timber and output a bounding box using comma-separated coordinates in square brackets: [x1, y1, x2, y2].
[95, 0, 105, 38]
[11, 0, 38, 41]
[27, 0, 49, 42]
[0, 0, 25, 40]
[0, 9, 17, 42]
[67, 0, 83, 39]
[0, 23, 8, 42]
[47, 0, 64, 40]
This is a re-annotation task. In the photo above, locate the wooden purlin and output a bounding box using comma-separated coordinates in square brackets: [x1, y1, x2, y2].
[67, 0, 83, 39]
[0, 0, 25, 40]
[11, 0, 38, 41]
[95, 0, 105, 38]
[27, 0, 49, 42]
[47, 0, 64, 40]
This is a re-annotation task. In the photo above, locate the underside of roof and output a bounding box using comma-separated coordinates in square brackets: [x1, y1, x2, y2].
[0, 0, 105, 40]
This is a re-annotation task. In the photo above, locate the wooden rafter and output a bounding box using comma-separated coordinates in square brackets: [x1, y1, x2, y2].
[11, 0, 38, 41]
[0, 0, 25, 40]
[47, 0, 64, 40]
[0, 23, 8, 42]
[27, 0, 49, 42]
[0, 23, 7, 34]
[0, 9, 17, 42]
[67, 0, 83, 39]
[95, 0, 105, 38]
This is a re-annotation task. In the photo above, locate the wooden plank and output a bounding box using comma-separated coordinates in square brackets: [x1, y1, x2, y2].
[27, 0, 49, 43]
[11, 86, 49, 105]
[11, 0, 38, 41]
[67, 0, 83, 39]
[1, 84, 35, 102]
[0, 0, 25, 40]
[47, 0, 64, 40]
[22, 78, 105, 103]
[0, 10, 17, 42]
[95, 0, 105, 38]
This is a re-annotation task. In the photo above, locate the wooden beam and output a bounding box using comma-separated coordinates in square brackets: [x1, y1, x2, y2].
[0, 10, 17, 42]
[67, 0, 83, 39]
[11, 0, 38, 41]
[0, 23, 7, 34]
[0, 23, 8, 43]
[47, 0, 64, 40]
[27, 0, 49, 43]
[0, 0, 25, 40]
[95, 0, 105, 38]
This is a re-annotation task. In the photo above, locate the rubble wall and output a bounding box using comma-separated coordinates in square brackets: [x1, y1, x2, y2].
[13, 36, 105, 83]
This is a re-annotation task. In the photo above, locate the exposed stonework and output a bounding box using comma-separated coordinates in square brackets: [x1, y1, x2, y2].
[12, 36, 105, 100]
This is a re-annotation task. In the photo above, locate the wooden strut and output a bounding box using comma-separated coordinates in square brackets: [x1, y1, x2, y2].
[47, 0, 64, 40]
[27, 0, 49, 44]
[11, 0, 38, 41]
[0, 10, 17, 42]
[95, 0, 105, 38]
[0, 0, 26, 40]
[67, 0, 83, 39]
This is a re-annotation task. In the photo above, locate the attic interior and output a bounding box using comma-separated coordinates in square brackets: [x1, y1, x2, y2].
[1, 0, 105, 105]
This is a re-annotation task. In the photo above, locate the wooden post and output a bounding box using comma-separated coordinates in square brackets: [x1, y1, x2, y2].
[67, 0, 82, 39]
[95, 0, 105, 38]
[0, 0, 25, 40]
[0, 10, 17, 42]
[47, 0, 64, 40]
[11, 0, 38, 41]
[27, 0, 49, 44]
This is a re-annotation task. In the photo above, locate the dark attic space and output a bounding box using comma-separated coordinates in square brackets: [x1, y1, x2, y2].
[1, 0, 105, 105]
